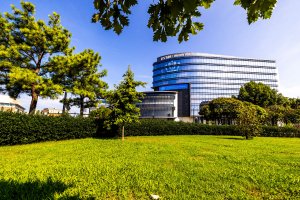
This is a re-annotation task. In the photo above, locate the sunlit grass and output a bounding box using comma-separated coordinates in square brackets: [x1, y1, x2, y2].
[0, 136, 299, 199]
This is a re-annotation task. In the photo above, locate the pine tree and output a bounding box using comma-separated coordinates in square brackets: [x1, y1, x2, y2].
[106, 66, 146, 140]
[51, 49, 108, 116]
[0, 2, 73, 113]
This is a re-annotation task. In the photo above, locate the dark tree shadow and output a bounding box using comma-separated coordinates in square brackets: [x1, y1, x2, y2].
[0, 178, 92, 200]
[220, 137, 246, 140]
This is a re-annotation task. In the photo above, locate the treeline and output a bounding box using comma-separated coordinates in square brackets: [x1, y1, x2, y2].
[200, 81, 300, 127]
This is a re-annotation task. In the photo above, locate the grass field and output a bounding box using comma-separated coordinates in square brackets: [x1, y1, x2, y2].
[0, 136, 299, 199]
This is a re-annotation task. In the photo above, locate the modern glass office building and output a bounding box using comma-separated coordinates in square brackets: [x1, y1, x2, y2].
[152, 53, 279, 120]
[137, 91, 178, 119]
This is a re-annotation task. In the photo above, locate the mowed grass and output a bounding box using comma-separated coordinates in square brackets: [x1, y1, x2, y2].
[0, 136, 299, 199]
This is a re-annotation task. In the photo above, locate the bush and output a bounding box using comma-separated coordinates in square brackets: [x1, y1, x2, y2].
[1, 112, 299, 146]
[124, 119, 300, 138]
[261, 126, 300, 137]
[125, 119, 242, 136]
[0, 111, 97, 146]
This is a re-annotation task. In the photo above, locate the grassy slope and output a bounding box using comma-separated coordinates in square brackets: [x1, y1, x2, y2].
[0, 136, 299, 199]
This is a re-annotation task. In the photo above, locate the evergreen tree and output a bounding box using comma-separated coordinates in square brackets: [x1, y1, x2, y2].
[0, 2, 73, 113]
[106, 66, 146, 140]
[51, 49, 108, 116]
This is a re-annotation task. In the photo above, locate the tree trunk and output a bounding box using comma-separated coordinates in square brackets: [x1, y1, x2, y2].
[29, 85, 38, 114]
[80, 96, 84, 116]
[122, 125, 124, 141]
[62, 91, 67, 114]
[245, 132, 249, 140]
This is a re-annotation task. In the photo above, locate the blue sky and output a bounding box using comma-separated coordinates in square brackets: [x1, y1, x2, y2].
[1, 0, 300, 112]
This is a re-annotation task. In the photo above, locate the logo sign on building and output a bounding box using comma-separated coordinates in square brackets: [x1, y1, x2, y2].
[158, 53, 194, 62]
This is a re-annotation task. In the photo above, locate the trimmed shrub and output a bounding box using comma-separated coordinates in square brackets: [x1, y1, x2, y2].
[1, 112, 299, 146]
[0, 111, 97, 146]
[261, 126, 300, 137]
[125, 119, 242, 136]
[125, 119, 300, 138]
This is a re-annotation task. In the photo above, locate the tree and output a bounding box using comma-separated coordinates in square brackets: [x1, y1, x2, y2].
[92, 0, 277, 42]
[106, 66, 146, 140]
[51, 49, 108, 116]
[0, 2, 73, 114]
[288, 98, 300, 109]
[266, 105, 286, 126]
[199, 97, 244, 125]
[236, 103, 262, 140]
[238, 81, 279, 107]
[199, 97, 266, 139]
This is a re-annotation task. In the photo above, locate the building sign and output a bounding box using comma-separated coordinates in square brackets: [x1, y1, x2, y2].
[158, 53, 195, 62]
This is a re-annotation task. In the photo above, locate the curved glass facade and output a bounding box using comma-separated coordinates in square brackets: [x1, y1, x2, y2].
[137, 91, 177, 118]
[153, 53, 279, 117]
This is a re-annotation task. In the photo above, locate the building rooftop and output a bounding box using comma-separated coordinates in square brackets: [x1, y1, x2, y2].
[0, 94, 22, 105]
[156, 52, 275, 63]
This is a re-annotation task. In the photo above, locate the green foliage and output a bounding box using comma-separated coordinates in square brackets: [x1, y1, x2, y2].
[0, 111, 96, 146]
[267, 105, 286, 126]
[106, 66, 146, 133]
[51, 49, 108, 116]
[234, 0, 277, 24]
[283, 108, 300, 124]
[236, 103, 262, 139]
[289, 97, 300, 109]
[200, 98, 244, 124]
[92, 0, 277, 42]
[125, 119, 241, 136]
[238, 81, 280, 107]
[124, 119, 300, 138]
[89, 106, 112, 120]
[0, 2, 73, 113]
[237, 82, 300, 126]
[0, 136, 299, 199]
[0, 110, 299, 146]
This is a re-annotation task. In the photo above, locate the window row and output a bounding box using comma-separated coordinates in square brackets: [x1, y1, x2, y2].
[154, 79, 278, 87]
[153, 76, 278, 84]
[137, 101, 175, 105]
[153, 72, 277, 82]
[190, 89, 239, 94]
[153, 65, 277, 76]
[191, 83, 277, 89]
[154, 58, 276, 69]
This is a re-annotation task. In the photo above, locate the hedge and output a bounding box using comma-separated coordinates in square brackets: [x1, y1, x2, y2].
[125, 119, 242, 136]
[125, 119, 300, 138]
[261, 126, 300, 137]
[1, 112, 299, 146]
[0, 111, 97, 146]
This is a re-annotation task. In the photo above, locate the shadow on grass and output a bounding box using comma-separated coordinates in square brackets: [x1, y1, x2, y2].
[220, 137, 246, 140]
[0, 178, 92, 200]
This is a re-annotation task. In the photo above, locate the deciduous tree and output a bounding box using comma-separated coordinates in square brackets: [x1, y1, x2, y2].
[236, 103, 262, 140]
[199, 97, 244, 125]
[0, 2, 73, 113]
[92, 0, 277, 42]
[238, 81, 278, 107]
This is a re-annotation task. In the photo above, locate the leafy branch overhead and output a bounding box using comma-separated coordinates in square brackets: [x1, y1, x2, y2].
[92, 0, 277, 42]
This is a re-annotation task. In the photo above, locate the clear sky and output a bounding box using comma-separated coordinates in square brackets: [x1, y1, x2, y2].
[1, 0, 300, 112]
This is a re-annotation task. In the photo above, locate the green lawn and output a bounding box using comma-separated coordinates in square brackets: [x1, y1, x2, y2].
[0, 136, 299, 199]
